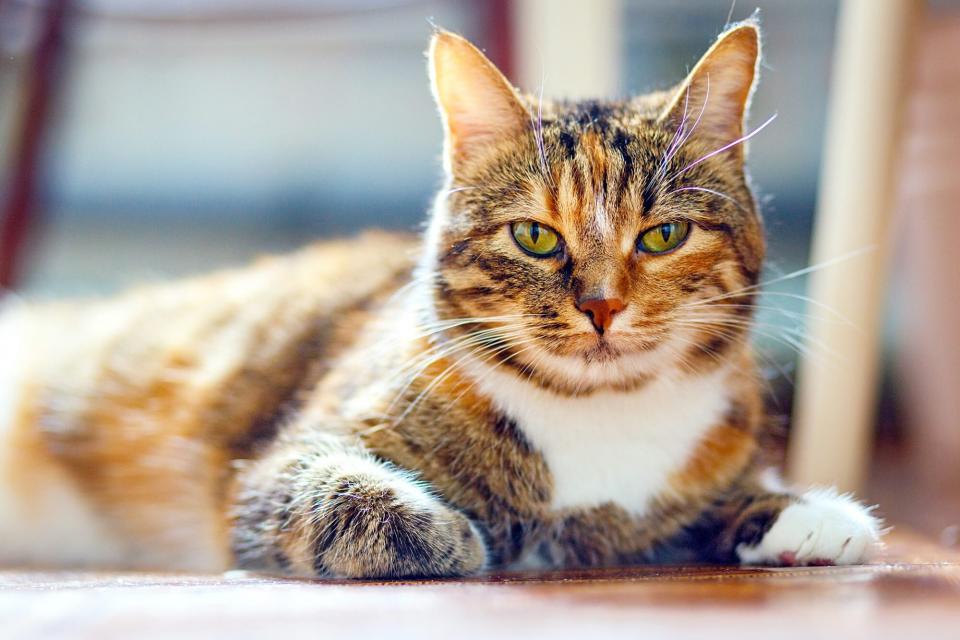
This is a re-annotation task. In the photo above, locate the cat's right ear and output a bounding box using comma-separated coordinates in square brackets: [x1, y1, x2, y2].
[429, 30, 530, 175]
[657, 21, 761, 164]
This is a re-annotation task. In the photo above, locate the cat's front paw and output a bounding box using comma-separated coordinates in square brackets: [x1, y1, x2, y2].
[309, 458, 487, 579]
[736, 488, 883, 567]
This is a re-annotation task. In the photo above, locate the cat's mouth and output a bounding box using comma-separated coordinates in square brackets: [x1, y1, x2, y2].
[560, 333, 624, 362]
[580, 340, 621, 363]
[555, 331, 659, 362]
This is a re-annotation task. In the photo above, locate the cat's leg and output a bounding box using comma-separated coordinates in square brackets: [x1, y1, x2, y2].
[703, 474, 884, 566]
[229, 434, 487, 579]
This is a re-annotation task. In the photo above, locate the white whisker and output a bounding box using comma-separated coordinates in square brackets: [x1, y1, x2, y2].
[668, 185, 747, 211]
[668, 112, 777, 183]
[688, 246, 877, 309]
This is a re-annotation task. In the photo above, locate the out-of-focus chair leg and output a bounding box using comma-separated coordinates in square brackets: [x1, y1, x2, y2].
[512, 0, 621, 99]
[788, 0, 920, 493]
[897, 13, 960, 535]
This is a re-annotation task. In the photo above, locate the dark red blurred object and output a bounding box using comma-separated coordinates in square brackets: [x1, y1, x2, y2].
[485, 0, 514, 81]
[0, 0, 70, 291]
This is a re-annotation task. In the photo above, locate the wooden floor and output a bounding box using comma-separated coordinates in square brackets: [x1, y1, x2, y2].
[2, 532, 958, 640]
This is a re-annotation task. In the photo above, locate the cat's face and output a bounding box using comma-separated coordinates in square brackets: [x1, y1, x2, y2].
[425, 25, 766, 395]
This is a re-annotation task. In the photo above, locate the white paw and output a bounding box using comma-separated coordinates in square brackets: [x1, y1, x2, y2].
[737, 488, 883, 566]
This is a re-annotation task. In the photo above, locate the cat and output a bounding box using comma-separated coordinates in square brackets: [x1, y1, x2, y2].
[0, 21, 882, 577]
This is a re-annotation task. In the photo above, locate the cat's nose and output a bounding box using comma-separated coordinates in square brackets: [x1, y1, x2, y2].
[576, 297, 626, 335]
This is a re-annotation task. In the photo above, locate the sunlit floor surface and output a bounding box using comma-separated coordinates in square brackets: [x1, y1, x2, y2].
[2, 532, 958, 640]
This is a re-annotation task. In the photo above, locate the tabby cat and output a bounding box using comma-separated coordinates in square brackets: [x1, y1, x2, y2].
[0, 23, 881, 577]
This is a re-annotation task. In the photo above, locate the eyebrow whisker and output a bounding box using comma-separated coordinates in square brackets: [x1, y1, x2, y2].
[667, 185, 748, 211]
[667, 112, 778, 183]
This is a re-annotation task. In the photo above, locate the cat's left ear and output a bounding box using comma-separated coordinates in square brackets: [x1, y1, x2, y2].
[658, 21, 761, 163]
[429, 30, 530, 175]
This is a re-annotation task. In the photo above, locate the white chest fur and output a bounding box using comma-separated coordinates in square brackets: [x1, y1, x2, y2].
[470, 363, 731, 515]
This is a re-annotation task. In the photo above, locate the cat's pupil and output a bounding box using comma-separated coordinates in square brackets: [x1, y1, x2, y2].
[660, 224, 672, 242]
[531, 222, 541, 243]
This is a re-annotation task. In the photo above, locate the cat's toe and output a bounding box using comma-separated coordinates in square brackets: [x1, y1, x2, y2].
[736, 488, 883, 567]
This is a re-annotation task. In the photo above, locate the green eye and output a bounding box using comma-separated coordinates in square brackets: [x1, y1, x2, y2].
[637, 221, 691, 254]
[511, 221, 562, 257]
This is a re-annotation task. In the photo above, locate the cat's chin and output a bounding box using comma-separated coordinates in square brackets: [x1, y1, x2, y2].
[550, 332, 660, 362]
[500, 339, 668, 395]
[566, 336, 622, 363]
[581, 344, 620, 363]
[495, 326, 725, 395]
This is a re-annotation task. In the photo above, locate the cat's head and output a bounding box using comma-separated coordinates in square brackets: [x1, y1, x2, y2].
[422, 22, 766, 395]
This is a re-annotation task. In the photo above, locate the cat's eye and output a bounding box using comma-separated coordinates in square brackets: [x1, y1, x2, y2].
[511, 221, 562, 257]
[637, 221, 691, 254]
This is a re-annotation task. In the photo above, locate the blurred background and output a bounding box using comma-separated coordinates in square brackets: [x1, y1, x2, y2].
[0, 0, 958, 544]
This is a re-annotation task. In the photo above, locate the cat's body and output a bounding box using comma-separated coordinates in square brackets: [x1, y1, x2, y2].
[0, 234, 415, 569]
[0, 23, 881, 577]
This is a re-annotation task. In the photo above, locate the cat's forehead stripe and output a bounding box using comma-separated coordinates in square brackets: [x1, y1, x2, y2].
[544, 123, 644, 238]
[579, 130, 609, 195]
[592, 192, 613, 240]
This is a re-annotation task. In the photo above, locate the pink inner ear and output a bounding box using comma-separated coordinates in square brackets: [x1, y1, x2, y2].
[440, 76, 529, 158]
[448, 99, 513, 143]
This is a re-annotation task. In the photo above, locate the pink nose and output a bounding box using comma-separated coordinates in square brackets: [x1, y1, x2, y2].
[576, 297, 626, 335]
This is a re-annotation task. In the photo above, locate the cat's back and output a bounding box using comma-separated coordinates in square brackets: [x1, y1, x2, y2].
[3, 230, 418, 419]
[0, 231, 416, 569]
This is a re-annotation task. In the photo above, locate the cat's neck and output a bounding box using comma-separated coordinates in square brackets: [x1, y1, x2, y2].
[461, 354, 734, 516]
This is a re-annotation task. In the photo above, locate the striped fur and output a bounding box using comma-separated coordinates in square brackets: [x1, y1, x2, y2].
[0, 23, 881, 577]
